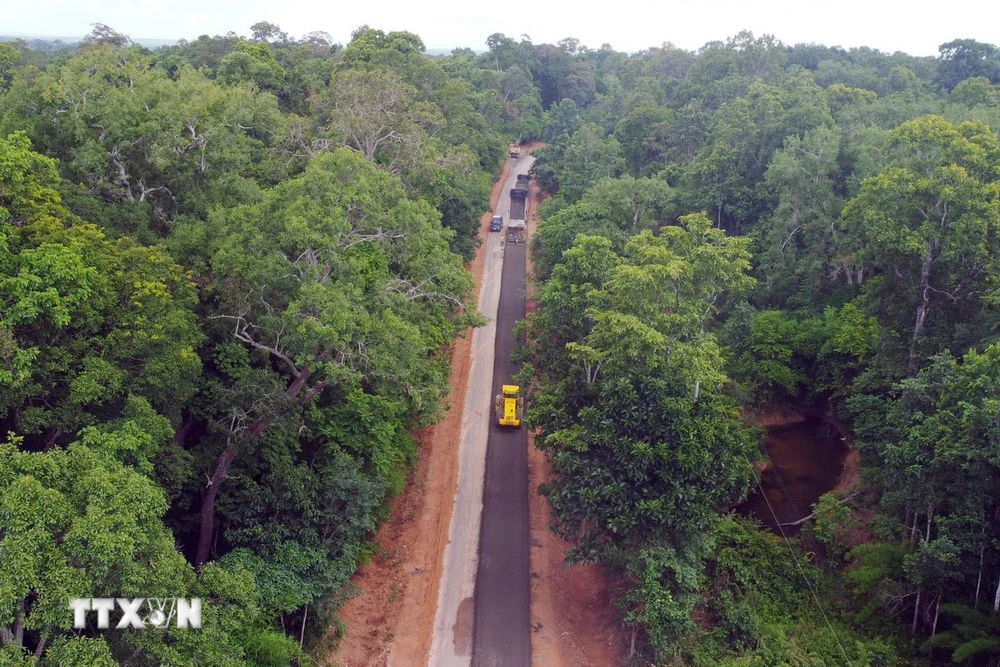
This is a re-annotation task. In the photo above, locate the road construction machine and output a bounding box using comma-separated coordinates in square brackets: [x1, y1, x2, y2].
[507, 174, 529, 244]
[495, 384, 524, 427]
[508, 143, 520, 158]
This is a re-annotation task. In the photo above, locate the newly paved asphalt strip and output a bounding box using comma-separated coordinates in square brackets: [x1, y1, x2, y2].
[471, 239, 530, 667]
[429, 157, 534, 667]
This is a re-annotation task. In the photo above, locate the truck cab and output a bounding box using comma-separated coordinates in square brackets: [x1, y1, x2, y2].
[489, 215, 503, 232]
[495, 385, 524, 427]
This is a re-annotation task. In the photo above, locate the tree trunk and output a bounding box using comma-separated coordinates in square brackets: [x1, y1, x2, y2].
[195, 438, 240, 568]
[175, 416, 194, 448]
[976, 547, 984, 607]
[194, 367, 315, 568]
[926, 502, 934, 543]
[913, 588, 922, 634]
[108, 150, 134, 200]
[299, 605, 308, 649]
[993, 569, 1000, 612]
[778, 493, 859, 526]
[904, 507, 913, 543]
[932, 596, 940, 636]
[908, 242, 935, 376]
[13, 601, 23, 647]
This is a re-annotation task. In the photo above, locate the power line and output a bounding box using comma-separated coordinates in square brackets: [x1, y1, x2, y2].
[742, 452, 854, 666]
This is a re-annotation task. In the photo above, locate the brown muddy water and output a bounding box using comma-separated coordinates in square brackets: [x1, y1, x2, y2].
[741, 416, 849, 534]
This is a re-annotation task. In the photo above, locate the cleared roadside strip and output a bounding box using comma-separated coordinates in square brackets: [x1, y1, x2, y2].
[428, 157, 531, 666]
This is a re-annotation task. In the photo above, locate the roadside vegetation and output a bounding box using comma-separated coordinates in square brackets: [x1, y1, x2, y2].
[517, 33, 1000, 666]
[4, 21, 1000, 666]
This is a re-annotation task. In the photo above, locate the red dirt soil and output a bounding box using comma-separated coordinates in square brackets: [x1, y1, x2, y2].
[321, 157, 515, 667]
[323, 144, 628, 667]
[524, 176, 628, 667]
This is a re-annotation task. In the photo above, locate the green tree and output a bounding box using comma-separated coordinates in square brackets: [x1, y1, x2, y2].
[189, 148, 478, 567]
[1, 135, 202, 472]
[530, 175, 672, 280]
[0, 436, 186, 659]
[839, 116, 1000, 375]
[0, 43, 19, 92]
[312, 67, 440, 164]
[850, 344, 1000, 633]
[614, 105, 673, 175]
[0, 133, 66, 227]
[529, 212, 756, 564]
[79, 23, 131, 48]
[548, 122, 624, 202]
[485, 33, 515, 72]
[249, 21, 289, 45]
[526, 214, 757, 660]
[218, 40, 286, 91]
[752, 125, 846, 307]
[936, 39, 1000, 91]
[949, 76, 1000, 106]
[0, 434, 297, 664]
[1, 47, 283, 230]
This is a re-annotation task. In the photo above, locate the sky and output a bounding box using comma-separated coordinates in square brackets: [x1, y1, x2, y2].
[6, 0, 1000, 57]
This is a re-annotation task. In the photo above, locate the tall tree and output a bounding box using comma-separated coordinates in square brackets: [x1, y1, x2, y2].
[839, 116, 1000, 374]
[312, 67, 440, 165]
[1, 133, 202, 465]
[191, 148, 477, 567]
[0, 47, 283, 230]
[936, 39, 1000, 91]
[752, 125, 846, 306]
[79, 23, 131, 48]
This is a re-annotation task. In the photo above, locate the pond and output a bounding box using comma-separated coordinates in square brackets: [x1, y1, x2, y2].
[740, 415, 849, 534]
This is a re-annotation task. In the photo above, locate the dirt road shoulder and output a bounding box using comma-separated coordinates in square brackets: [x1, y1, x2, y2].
[524, 178, 627, 667]
[324, 158, 515, 667]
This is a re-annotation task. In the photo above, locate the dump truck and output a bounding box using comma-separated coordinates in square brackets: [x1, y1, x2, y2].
[508, 143, 520, 158]
[507, 175, 529, 244]
[495, 384, 524, 427]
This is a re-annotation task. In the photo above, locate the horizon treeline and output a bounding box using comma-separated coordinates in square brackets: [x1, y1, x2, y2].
[3, 20, 1000, 666]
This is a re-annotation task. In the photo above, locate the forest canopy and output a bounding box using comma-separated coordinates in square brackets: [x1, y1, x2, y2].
[4, 19, 1000, 666]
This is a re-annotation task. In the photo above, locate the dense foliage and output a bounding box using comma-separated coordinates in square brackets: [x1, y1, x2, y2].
[519, 30, 1000, 666]
[5, 18, 1000, 666]
[0, 23, 495, 665]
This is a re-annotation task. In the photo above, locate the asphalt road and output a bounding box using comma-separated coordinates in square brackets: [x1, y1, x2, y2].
[471, 237, 530, 667]
[429, 156, 534, 667]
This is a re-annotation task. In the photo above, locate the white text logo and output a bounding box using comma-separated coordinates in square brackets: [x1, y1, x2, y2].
[69, 598, 202, 630]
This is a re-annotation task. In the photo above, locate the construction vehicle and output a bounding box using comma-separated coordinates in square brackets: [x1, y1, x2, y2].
[508, 143, 520, 158]
[507, 174, 530, 244]
[495, 384, 524, 427]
